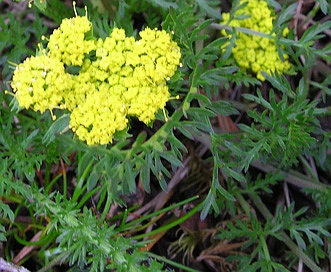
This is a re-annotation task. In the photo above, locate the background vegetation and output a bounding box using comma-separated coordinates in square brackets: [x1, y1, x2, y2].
[1, 0, 331, 271]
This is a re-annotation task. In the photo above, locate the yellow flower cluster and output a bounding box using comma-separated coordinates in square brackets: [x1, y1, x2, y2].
[11, 15, 181, 145]
[47, 16, 96, 66]
[221, 0, 291, 81]
[11, 55, 71, 113]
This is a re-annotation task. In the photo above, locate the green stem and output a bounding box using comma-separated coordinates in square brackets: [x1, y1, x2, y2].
[212, 23, 274, 39]
[98, 187, 112, 223]
[299, 155, 319, 182]
[249, 193, 323, 272]
[45, 173, 62, 195]
[131, 202, 202, 240]
[235, 193, 251, 215]
[124, 195, 199, 229]
[37, 251, 71, 272]
[250, 160, 326, 190]
[148, 252, 200, 272]
[141, 108, 184, 150]
[259, 235, 271, 263]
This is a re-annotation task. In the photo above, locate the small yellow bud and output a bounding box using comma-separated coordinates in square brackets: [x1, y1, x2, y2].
[73, 1, 77, 17]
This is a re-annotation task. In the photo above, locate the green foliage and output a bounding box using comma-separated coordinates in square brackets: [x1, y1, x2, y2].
[1, 0, 331, 271]
[217, 210, 289, 272]
[0, 14, 32, 78]
[240, 80, 319, 167]
[280, 20, 331, 72]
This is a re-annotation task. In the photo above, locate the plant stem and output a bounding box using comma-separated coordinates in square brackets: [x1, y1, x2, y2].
[37, 251, 71, 272]
[260, 235, 271, 262]
[299, 155, 319, 182]
[148, 252, 201, 272]
[250, 160, 326, 190]
[249, 193, 324, 272]
[131, 202, 202, 240]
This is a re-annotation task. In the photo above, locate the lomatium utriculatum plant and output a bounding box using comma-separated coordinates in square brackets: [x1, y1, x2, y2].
[11, 11, 181, 145]
[1, 0, 331, 271]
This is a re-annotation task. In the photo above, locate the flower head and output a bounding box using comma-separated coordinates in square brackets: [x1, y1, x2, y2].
[133, 28, 181, 84]
[83, 27, 181, 125]
[69, 87, 128, 145]
[10, 13, 181, 145]
[48, 16, 96, 66]
[125, 84, 171, 124]
[11, 55, 71, 113]
[221, 0, 291, 81]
